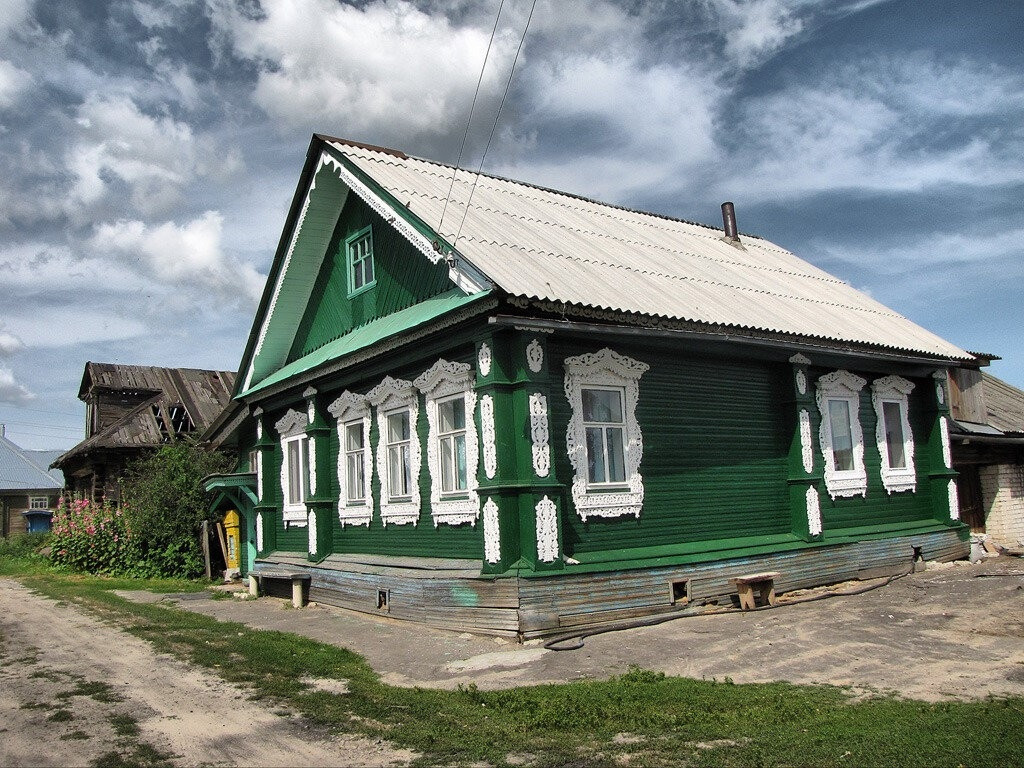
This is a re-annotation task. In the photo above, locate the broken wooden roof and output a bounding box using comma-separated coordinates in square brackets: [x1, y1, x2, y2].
[54, 363, 235, 467]
[982, 373, 1024, 435]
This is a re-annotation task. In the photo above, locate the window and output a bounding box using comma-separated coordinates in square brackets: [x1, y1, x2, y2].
[582, 387, 627, 485]
[386, 410, 413, 499]
[564, 348, 649, 521]
[871, 375, 916, 494]
[345, 422, 367, 502]
[275, 408, 311, 524]
[327, 391, 374, 526]
[367, 376, 421, 525]
[283, 434, 309, 507]
[816, 370, 868, 499]
[29, 497, 50, 510]
[414, 359, 480, 526]
[437, 395, 468, 494]
[346, 226, 375, 296]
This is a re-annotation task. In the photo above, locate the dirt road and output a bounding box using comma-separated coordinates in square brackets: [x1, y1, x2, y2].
[0, 579, 413, 768]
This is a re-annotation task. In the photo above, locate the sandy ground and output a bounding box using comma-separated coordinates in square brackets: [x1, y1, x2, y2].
[0, 579, 414, 768]
[162, 556, 1024, 701]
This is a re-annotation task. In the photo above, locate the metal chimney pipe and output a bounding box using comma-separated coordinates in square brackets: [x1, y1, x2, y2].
[721, 201, 739, 241]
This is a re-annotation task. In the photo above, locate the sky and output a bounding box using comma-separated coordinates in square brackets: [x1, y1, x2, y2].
[0, 0, 1021, 450]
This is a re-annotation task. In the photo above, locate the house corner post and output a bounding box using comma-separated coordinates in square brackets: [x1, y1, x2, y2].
[515, 332, 563, 573]
[927, 370, 961, 525]
[787, 354, 824, 541]
[476, 333, 521, 573]
[251, 407, 277, 556]
[303, 387, 333, 562]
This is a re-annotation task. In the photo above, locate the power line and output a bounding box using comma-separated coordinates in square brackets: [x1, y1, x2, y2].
[453, 0, 539, 250]
[438, 0, 508, 236]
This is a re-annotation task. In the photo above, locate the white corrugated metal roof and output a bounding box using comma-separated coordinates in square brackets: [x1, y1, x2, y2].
[329, 139, 971, 361]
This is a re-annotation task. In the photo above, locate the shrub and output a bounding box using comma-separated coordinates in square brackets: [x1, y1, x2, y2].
[0, 531, 52, 559]
[118, 440, 232, 579]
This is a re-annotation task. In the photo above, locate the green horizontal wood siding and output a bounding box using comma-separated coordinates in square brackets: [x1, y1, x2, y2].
[288, 195, 454, 362]
[549, 339, 792, 557]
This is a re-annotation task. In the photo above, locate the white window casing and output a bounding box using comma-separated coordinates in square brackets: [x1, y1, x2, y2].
[327, 391, 373, 527]
[275, 409, 310, 525]
[366, 376, 421, 526]
[871, 375, 916, 494]
[529, 392, 551, 477]
[564, 348, 649, 520]
[482, 497, 501, 564]
[414, 360, 480, 527]
[816, 370, 868, 499]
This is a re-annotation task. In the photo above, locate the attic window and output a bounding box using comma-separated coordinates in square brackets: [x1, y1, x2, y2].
[347, 226, 375, 296]
[152, 403, 194, 442]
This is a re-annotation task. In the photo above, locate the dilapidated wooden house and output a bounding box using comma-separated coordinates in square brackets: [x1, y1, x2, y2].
[0, 428, 63, 536]
[55, 363, 235, 503]
[205, 135, 975, 637]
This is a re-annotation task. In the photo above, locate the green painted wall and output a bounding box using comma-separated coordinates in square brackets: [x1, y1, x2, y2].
[547, 339, 793, 557]
[288, 195, 454, 363]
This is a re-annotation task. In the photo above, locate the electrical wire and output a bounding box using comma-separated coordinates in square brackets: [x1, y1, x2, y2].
[438, 0, 507, 236]
[452, 0, 539, 250]
[543, 569, 913, 652]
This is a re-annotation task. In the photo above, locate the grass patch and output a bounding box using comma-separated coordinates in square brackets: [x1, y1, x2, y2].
[108, 714, 140, 738]
[60, 730, 91, 741]
[47, 708, 73, 722]
[6, 558, 1024, 767]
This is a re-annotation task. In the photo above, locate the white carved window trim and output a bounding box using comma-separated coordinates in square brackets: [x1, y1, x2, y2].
[327, 391, 373, 527]
[815, 370, 868, 499]
[871, 375, 916, 494]
[564, 348, 649, 520]
[482, 498, 500, 564]
[529, 392, 551, 477]
[536, 496, 559, 563]
[367, 377, 421, 526]
[275, 409, 309, 524]
[805, 485, 823, 537]
[414, 360, 480, 527]
[480, 394, 497, 479]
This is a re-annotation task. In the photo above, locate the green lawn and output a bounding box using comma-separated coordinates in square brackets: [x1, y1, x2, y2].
[3, 552, 1021, 767]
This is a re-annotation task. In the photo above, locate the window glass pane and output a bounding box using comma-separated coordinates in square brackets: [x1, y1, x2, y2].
[606, 427, 626, 483]
[287, 439, 303, 504]
[455, 433, 467, 490]
[363, 255, 374, 284]
[388, 446, 407, 496]
[401, 444, 412, 495]
[586, 426, 607, 483]
[388, 411, 410, 442]
[347, 454, 364, 501]
[346, 422, 363, 451]
[440, 437, 455, 493]
[883, 400, 907, 469]
[828, 399, 855, 471]
[582, 388, 623, 423]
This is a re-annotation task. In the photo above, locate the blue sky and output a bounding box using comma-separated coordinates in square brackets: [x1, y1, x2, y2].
[0, 0, 1021, 449]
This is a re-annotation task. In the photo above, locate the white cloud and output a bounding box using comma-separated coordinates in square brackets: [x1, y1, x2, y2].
[91, 211, 265, 305]
[0, 331, 25, 356]
[721, 55, 1024, 201]
[702, 0, 805, 69]
[0, 0, 32, 39]
[0, 59, 31, 107]
[206, 0, 515, 141]
[0, 367, 35, 404]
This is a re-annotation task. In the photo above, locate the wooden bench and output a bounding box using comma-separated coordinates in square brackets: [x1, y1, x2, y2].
[248, 569, 311, 608]
[730, 572, 780, 611]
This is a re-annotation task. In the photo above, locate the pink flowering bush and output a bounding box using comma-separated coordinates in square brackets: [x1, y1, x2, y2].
[50, 497, 141, 575]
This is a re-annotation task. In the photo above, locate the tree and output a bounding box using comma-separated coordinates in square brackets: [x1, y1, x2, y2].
[119, 439, 232, 578]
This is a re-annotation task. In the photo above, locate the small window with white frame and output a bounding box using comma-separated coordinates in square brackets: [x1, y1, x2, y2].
[366, 376, 421, 526]
[328, 391, 373, 527]
[564, 348, 649, 521]
[816, 370, 868, 499]
[29, 496, 50, 510]
[414, 359, 480, 527]
[871, 375, 916, 494]
[275, 409, 311, 524]
[346, 226, 375, 296]
[582, 386, 627, 485]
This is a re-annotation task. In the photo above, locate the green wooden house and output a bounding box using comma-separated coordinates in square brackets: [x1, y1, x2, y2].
[205, 135, 974, 637]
